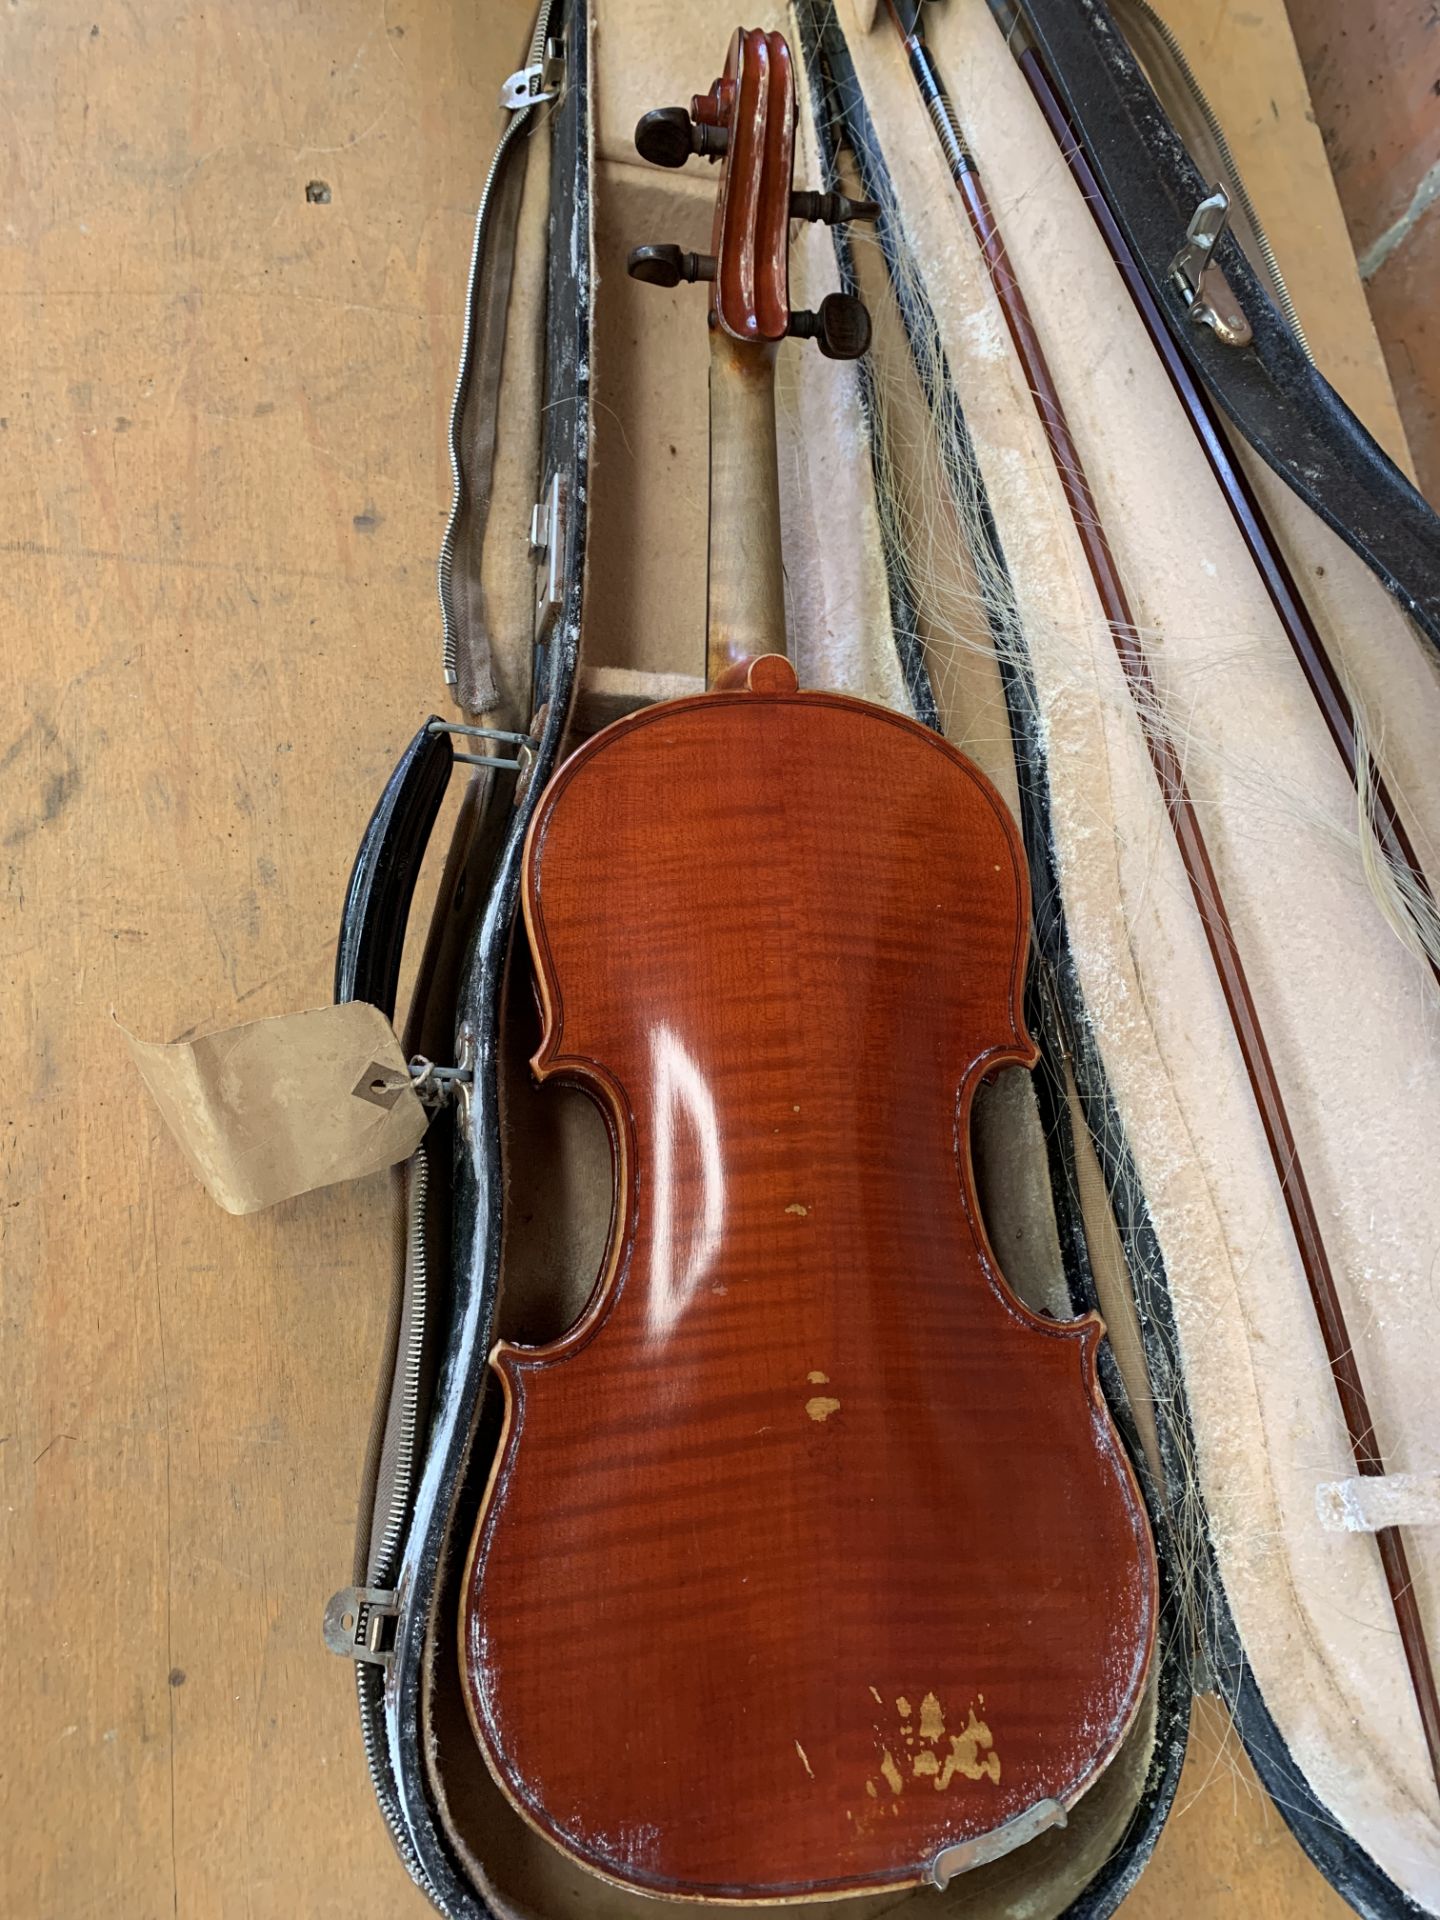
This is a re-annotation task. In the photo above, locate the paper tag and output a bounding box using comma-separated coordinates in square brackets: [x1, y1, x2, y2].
[124, 1003, 429, 1215]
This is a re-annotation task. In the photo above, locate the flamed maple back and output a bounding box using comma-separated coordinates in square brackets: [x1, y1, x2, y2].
[460, 682, 1156, 1901]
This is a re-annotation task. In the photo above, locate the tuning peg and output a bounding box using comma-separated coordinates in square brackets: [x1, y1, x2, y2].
[788, 292, 872, 360]
[789, 190, 880, 226]
[627, 244, 717, 289]
[634, 106, 729, 168]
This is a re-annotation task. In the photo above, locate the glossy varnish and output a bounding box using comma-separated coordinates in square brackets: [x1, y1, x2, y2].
[461, 680, 1156, 1901]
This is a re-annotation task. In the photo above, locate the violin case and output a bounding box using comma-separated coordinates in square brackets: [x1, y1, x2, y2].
[328, 1, 1440, 1913]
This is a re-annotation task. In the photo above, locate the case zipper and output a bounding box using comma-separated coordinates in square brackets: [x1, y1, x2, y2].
[438, 1, 561, 694]
[325, 1144, 441, 1905]
[369, 1146, 432, 1589]
[327, 5, 565, 1903]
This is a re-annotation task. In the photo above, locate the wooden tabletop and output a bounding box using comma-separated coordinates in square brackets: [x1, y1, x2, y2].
[0, 1, 1393, 1914]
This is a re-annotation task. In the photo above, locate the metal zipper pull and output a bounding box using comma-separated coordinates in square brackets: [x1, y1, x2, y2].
[324, 1585, 399, 1666]
[426, 718, 539, 774]
[407, 1027, 475, 1137]
[500, 39, 563, 111]
[1109, 0, 1310, 357]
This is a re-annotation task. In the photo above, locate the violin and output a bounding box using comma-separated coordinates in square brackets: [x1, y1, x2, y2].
[460, 26, 1155, 1902]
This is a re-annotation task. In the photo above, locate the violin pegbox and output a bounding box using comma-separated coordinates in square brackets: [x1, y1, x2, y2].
[626, 27, 876, 361]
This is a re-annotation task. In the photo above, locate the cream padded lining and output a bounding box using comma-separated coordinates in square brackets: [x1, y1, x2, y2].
[834, 0, 1440, 1904]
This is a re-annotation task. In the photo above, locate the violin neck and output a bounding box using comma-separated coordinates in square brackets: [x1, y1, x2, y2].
[706, 329, 786, 685]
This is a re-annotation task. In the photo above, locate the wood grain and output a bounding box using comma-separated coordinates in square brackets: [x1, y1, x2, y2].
[0, 0, 1397, 1913]
[706, 331, 788, 679]
[462, 687, 1156, 1900]
[0, 1, 509, 1915]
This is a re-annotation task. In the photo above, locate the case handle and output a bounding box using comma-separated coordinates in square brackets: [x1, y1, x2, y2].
[334, 720, 454, 1019]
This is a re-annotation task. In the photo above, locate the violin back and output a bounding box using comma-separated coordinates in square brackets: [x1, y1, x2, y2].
[461, 684, 1155, 1901]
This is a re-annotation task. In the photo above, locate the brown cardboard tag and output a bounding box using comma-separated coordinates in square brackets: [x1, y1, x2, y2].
[123, 1003, 428, 1215]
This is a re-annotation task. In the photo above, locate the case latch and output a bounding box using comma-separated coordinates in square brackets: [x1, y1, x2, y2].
[410, 1025, 477, 1141]
[1169, 186, 1253, 348]
[324, 1585, 399, 1667]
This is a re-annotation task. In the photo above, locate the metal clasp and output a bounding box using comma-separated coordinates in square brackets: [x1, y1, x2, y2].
[1169, 186, 1253, 348]
[323, 1585, 399, 1667]
[529, 470, 565, 639]
[406, 1055, 472, 1112]
[427, 719, 538, 775]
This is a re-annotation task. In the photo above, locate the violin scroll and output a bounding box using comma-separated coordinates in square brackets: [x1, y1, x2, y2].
[626, 26, 874, 354]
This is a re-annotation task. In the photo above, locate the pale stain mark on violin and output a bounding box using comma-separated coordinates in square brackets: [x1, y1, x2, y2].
[894, 1692, 1002, 1790]
[939, 1715, 1002, 1787]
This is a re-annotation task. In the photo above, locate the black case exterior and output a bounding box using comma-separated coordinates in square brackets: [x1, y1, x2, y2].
[346, 2, 592, 1910]
[1019, 0, 1440, 663]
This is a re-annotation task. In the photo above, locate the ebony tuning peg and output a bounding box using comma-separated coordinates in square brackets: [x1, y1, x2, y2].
[627, 244, 717, 289]
[788, 292, 872, 360]
[634, 106, 729, 168]
[789, 190, 880, 226]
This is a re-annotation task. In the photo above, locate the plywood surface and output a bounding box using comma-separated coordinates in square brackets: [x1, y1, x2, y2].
[0, 0, 1391, 1914]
